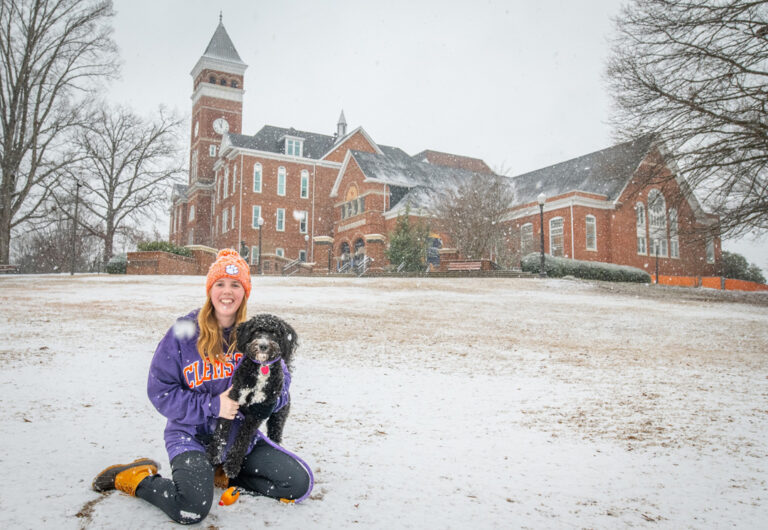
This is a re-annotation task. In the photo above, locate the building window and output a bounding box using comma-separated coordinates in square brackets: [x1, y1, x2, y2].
[232, 166, 237, 194]
[209, 76, 216, 84]
[669, 208, 679, 259]
[636, 202, 646, 255]
[276, 248, 284, 258]
[648, 189, 668, 257]
[298, 210, 308, 233]
[223, 168, 229, 199]
[340, 196, 365, 220]
[231, 205, 235, 229]
[220, 78, 227, 86]
[706, 238, 715, 264]
[251, 245, 259, 265]
[549, 217, 564, 257]
[285, 138, 303, 157]
[222, 209, 228, 232]
[231, 80, 238, 88]
[191, 151, 198, 180]
[299, 250, 307, 262]
[585, 215, 596, 251]
[276, 208, 285, 231]
[300, 170, 309, 198]
[520, 223, 533, 255]
[277, 167, 286, 196]
[209, 145, 217, 158]
[253, 163, 262, 193]
[252, 205, 262, 229]
[189, 205, 195, 221]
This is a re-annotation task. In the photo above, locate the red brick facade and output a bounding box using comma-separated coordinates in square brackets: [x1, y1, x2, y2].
[169, 22, 720, 277]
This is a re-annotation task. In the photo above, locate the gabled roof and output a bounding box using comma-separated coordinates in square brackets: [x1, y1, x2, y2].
[202, 21, 245, 65]
[412, 149, 492, 173]
[510, 135, 656, 205]
[227, 126, 337, 159]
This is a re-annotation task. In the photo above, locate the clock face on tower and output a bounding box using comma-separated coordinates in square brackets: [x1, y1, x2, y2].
[213, 118, 229, 135]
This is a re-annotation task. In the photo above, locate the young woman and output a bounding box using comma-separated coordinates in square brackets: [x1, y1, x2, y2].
[92, 249, 311, 524]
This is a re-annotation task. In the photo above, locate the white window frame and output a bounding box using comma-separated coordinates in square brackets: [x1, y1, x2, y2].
[285, 138, 303, 157]
[223, 168, 229, 199]
[222, 209, 228, 233]
[648, 189, 668, 257]
[189, 205, 195, 221]
[231, 205, 235, 230]
[232, 166, 237, 195]
[209, 145, 217, 158]
[299, 250, 307, 262]
[277, 167, 286, 196]
[520, 223, 533, 255]
[276, 248, 285, 258]
[636, 202, 647, 255]
[669, 208, 680, 259]
[252, 205, 262, 229]
[706, 238, 715, 264]
[253, 163, 262, 193]
[276, 208, 285, 232]
[251, 245, 259, 265]
[300, 170, 309, 199]
[549, 217, 564, 257]
[298, 210, 308, 233]
[585, 215, 596, 251]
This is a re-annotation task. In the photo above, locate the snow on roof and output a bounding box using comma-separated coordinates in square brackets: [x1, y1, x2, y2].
[202, 21, 245, 65]
[510, 135, 656, 204]
[228, 126, 337, 159]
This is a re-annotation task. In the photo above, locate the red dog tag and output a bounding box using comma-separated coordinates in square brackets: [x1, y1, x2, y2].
[260, 365, 270, 375]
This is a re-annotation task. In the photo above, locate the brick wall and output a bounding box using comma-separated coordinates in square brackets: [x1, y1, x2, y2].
[126, 251, 198, 275]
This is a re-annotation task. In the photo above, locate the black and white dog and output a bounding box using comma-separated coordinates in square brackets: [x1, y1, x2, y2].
[207, 313, 297, 479]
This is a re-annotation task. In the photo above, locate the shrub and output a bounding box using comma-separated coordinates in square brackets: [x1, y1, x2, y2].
[137, 241, 192, 257]
[106, 253, 127, 274]
[521, 253, 651, 283]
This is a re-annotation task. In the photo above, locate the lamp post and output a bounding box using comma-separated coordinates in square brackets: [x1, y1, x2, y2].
[304, 234, 309, 262]
[537, 192, 547, 278]
[257, 216, 264, 275]
[70, 179, 81, 276]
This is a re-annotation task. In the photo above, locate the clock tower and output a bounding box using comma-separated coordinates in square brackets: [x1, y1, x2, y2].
[184, 16, 247, 246]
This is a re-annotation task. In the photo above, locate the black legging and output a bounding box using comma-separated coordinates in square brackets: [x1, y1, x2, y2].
[136, 441, 311, 524]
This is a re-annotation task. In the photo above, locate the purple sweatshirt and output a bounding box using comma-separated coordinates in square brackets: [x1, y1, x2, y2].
[147, 309, 291, 462]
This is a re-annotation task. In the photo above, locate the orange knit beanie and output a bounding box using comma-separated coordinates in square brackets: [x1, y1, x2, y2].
[206, 249, 252, 298]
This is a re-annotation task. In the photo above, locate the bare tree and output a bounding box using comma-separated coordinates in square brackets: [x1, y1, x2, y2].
[0, 0, 117, 264]
[54, 104, 184, 263]
[430, 173, 516, 261]
[606, 0, 768, 238]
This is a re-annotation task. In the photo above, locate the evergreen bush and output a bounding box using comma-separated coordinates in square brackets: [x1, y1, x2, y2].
[137, 241, 192, 257]
[106, 253, 127, 274]
[521, 253, 651, 283]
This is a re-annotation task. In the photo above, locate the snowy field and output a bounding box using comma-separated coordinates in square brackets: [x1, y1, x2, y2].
[1, 274, 767, 529]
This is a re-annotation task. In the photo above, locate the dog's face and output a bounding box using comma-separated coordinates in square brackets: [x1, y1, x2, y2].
[236, 314, 297, 365]
[243, 329, 282, 364]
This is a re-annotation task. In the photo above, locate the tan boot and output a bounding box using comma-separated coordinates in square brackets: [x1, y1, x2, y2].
[114, 464, 157, 496]
[92, 458, 159, 493]
[214, 465, 230, 489]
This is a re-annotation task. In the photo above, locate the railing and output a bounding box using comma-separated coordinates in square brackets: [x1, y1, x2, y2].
[282, 258, 301, 276]
[356, 255, 373, 276]
[338, 261, 352, 274]
[396, 261, 406, 272]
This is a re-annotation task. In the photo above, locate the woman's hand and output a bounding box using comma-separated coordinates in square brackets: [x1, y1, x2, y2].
[218, 386, 239, 419]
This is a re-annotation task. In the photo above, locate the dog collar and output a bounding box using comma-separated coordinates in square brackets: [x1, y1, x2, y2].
[235, 354, 281, 375]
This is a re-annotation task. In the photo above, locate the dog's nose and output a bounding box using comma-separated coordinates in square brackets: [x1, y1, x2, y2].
[258, 343, 268, 352]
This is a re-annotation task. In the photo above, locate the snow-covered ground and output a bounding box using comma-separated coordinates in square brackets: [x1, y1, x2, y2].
[1, 274, 766, 529]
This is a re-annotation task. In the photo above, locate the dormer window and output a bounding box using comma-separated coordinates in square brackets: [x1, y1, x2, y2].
[284, 137, 303, 157]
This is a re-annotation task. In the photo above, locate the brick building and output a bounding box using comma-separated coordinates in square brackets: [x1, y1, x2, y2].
[170, 20, 720, 276]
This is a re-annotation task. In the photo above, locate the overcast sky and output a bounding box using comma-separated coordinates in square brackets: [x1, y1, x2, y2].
[108, 0, 767, 273]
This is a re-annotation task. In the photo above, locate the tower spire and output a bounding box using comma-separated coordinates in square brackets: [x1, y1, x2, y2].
[219, 11, 222, 24]
[337, 109, 347, 138]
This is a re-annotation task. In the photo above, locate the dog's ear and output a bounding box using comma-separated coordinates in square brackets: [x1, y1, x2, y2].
[235, 319, 253, 353]
[279, 320, 298, 362]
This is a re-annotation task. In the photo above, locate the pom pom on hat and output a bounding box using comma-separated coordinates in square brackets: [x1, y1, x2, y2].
[206, 249, 252, 298]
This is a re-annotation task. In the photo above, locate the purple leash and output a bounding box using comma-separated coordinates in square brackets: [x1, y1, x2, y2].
[227, 355, 315, 503]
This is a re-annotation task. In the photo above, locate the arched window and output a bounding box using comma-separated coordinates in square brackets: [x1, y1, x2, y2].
[209, 76, 216, 84]
[220, 78, 227, 86]
[585, 215, 596, 251]
[636, 202, 647, 255]
[231, 80, 238, 88]
[549, 217, 564, 257]
[648, 189, 668, 257]
[300, 170, 309, 198]
[253, 163, 262, 193]
[669, 208, 679, 258]
[520, 223, 533, 255]
[277, 167, 286, 196]
[223, 167, 229, 199]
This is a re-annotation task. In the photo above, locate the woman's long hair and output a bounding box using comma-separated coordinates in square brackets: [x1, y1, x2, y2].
[196, 296, 248, 365]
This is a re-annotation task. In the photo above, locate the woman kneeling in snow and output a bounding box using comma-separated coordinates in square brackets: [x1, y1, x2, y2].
[91, 249, 311, 524]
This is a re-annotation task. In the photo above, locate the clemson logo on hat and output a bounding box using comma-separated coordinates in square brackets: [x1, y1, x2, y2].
[225, 264, 239, 275]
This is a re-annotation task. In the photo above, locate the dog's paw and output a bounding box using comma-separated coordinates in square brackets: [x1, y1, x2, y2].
[223, 460, 242, 479]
